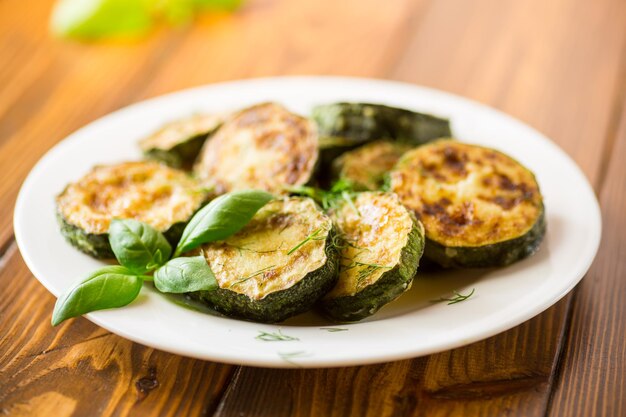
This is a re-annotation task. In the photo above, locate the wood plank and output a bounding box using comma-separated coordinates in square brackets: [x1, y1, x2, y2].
[546, 89, 626, 417]
[0, 244, 235, 417]
[215, 301, 570, 417]
[213, 0, 626, 416]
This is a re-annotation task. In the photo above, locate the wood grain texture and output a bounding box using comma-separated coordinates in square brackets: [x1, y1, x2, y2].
[0, 244, 235, 417]
[213, 0, 626, 416]
[546, 91, 626, 417]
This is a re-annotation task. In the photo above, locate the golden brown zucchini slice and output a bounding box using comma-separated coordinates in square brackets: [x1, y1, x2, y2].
[194, 103, 318, 195]
[56, 161, 208, 258]
[332, 140, 412, 190]
[321, 192, 425, 322]
[389, 140, 546, 267]
[139, 113, 223, 169]
[194, 197, 338, 323]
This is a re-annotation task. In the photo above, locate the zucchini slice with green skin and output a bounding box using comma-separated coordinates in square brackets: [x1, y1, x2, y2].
[194, 103, 319, 195]
[321, 192, 425, 322]
[312, 103, 450, 185]
[194, 197, 338, 323]
[56, 161, 208, 259]
[139, 113, 223, 169]
[389, 140, 546, 268]
[332, 140, 412, 190]
[312, 102, 451, 150]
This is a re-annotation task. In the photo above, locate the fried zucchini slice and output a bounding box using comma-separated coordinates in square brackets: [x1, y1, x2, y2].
[321, 192, 425, 322]
[389, 140, 546, 267]
[194, 103, 318, 195]
[332, 140, 412, 190]
[312, 102, 450, 185]
[313, 101, 450, 153]
[194, 197, 338, 323]
[56, 161, 207, 258]
[139, 113, 223, 169]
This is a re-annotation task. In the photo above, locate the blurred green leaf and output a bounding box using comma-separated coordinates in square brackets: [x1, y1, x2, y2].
[50, 0, 243, 40]
[50, 0, 153, 39]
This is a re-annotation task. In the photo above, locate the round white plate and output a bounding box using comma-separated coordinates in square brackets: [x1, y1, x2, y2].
[14, 76, 601, 368]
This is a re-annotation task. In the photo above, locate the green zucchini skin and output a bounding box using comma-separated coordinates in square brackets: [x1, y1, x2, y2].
[312, 102, 451, 146]
[194, 231, 339, 323]
[312, 103, 451, 184]
[320, 218, 425, 322]
[424, 206, 546, 268]
[56, 210, 114, 259]
[56, 211, 190, 259]
[143, 134, 208, 169]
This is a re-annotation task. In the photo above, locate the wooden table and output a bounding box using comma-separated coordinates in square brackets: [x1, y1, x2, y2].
[1, 0, 625, 415]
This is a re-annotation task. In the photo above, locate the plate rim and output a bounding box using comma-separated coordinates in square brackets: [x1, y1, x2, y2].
[13, 75, 602, 368]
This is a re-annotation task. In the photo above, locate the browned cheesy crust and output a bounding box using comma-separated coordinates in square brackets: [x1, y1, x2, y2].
[390, 140, 543, 248]
[194, 103, 318, 195]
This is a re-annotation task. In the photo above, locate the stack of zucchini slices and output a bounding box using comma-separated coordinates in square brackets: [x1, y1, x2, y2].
[55, 100, 546, 324]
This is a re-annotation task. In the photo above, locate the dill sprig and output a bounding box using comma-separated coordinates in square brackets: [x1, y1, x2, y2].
[287, 227, 326, 255]
[284, 179, 358, 212]
[278, 351, 311, 365]
[433, 288, 476, 305]
[320, 327, 349, 332]
[341, 261, 391, 289]
[256, 329, 299, 342]
[229, 265, 276, 288]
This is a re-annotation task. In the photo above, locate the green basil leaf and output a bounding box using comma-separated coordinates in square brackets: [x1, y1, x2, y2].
[174, 190, 274, 256]
[154, 255, 217, 293]
[52, 266, 142, 326]
[109, 219, 172, 274]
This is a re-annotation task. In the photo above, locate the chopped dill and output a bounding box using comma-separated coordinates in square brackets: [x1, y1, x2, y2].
[341, 190, 361, 217]
[278, 351, 311, 365]
[320, 327, 349, 332]
[256, 329, 299, 342]
[229, 265, 276, 288]
[341, 261, 391, 289]
[432, 288, 475, 305]
[287, 227, 326, 255]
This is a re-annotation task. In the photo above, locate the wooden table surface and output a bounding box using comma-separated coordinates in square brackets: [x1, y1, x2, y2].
[1, 0, 625, 415]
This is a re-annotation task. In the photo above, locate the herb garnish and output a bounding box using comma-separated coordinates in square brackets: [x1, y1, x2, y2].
[320, 327, 348, 332]
[52, 190, 274, 326]
[278, 351, 311, 364]
[433, 288, 476, 305]
[256, 329, 299, 341]
[230, 265, 276, 288]
[287, 227, 326, 255]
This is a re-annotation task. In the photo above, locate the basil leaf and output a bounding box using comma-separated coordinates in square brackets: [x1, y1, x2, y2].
[109, 219, 172, 274]
[52, 266, 142, 326]
[174, 190, 274, 256]
[154, 256, 217, 293]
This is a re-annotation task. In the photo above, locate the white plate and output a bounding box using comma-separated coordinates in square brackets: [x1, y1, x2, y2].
[14, 76, 601, 368]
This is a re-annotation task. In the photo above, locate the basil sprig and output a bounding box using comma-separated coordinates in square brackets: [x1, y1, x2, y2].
[154, 256, 217, 293]
[51, 266, 144, 326]
[109, 219, 172, 274]
[174, 190, 274, 256]
[52, 190, 274, 326]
